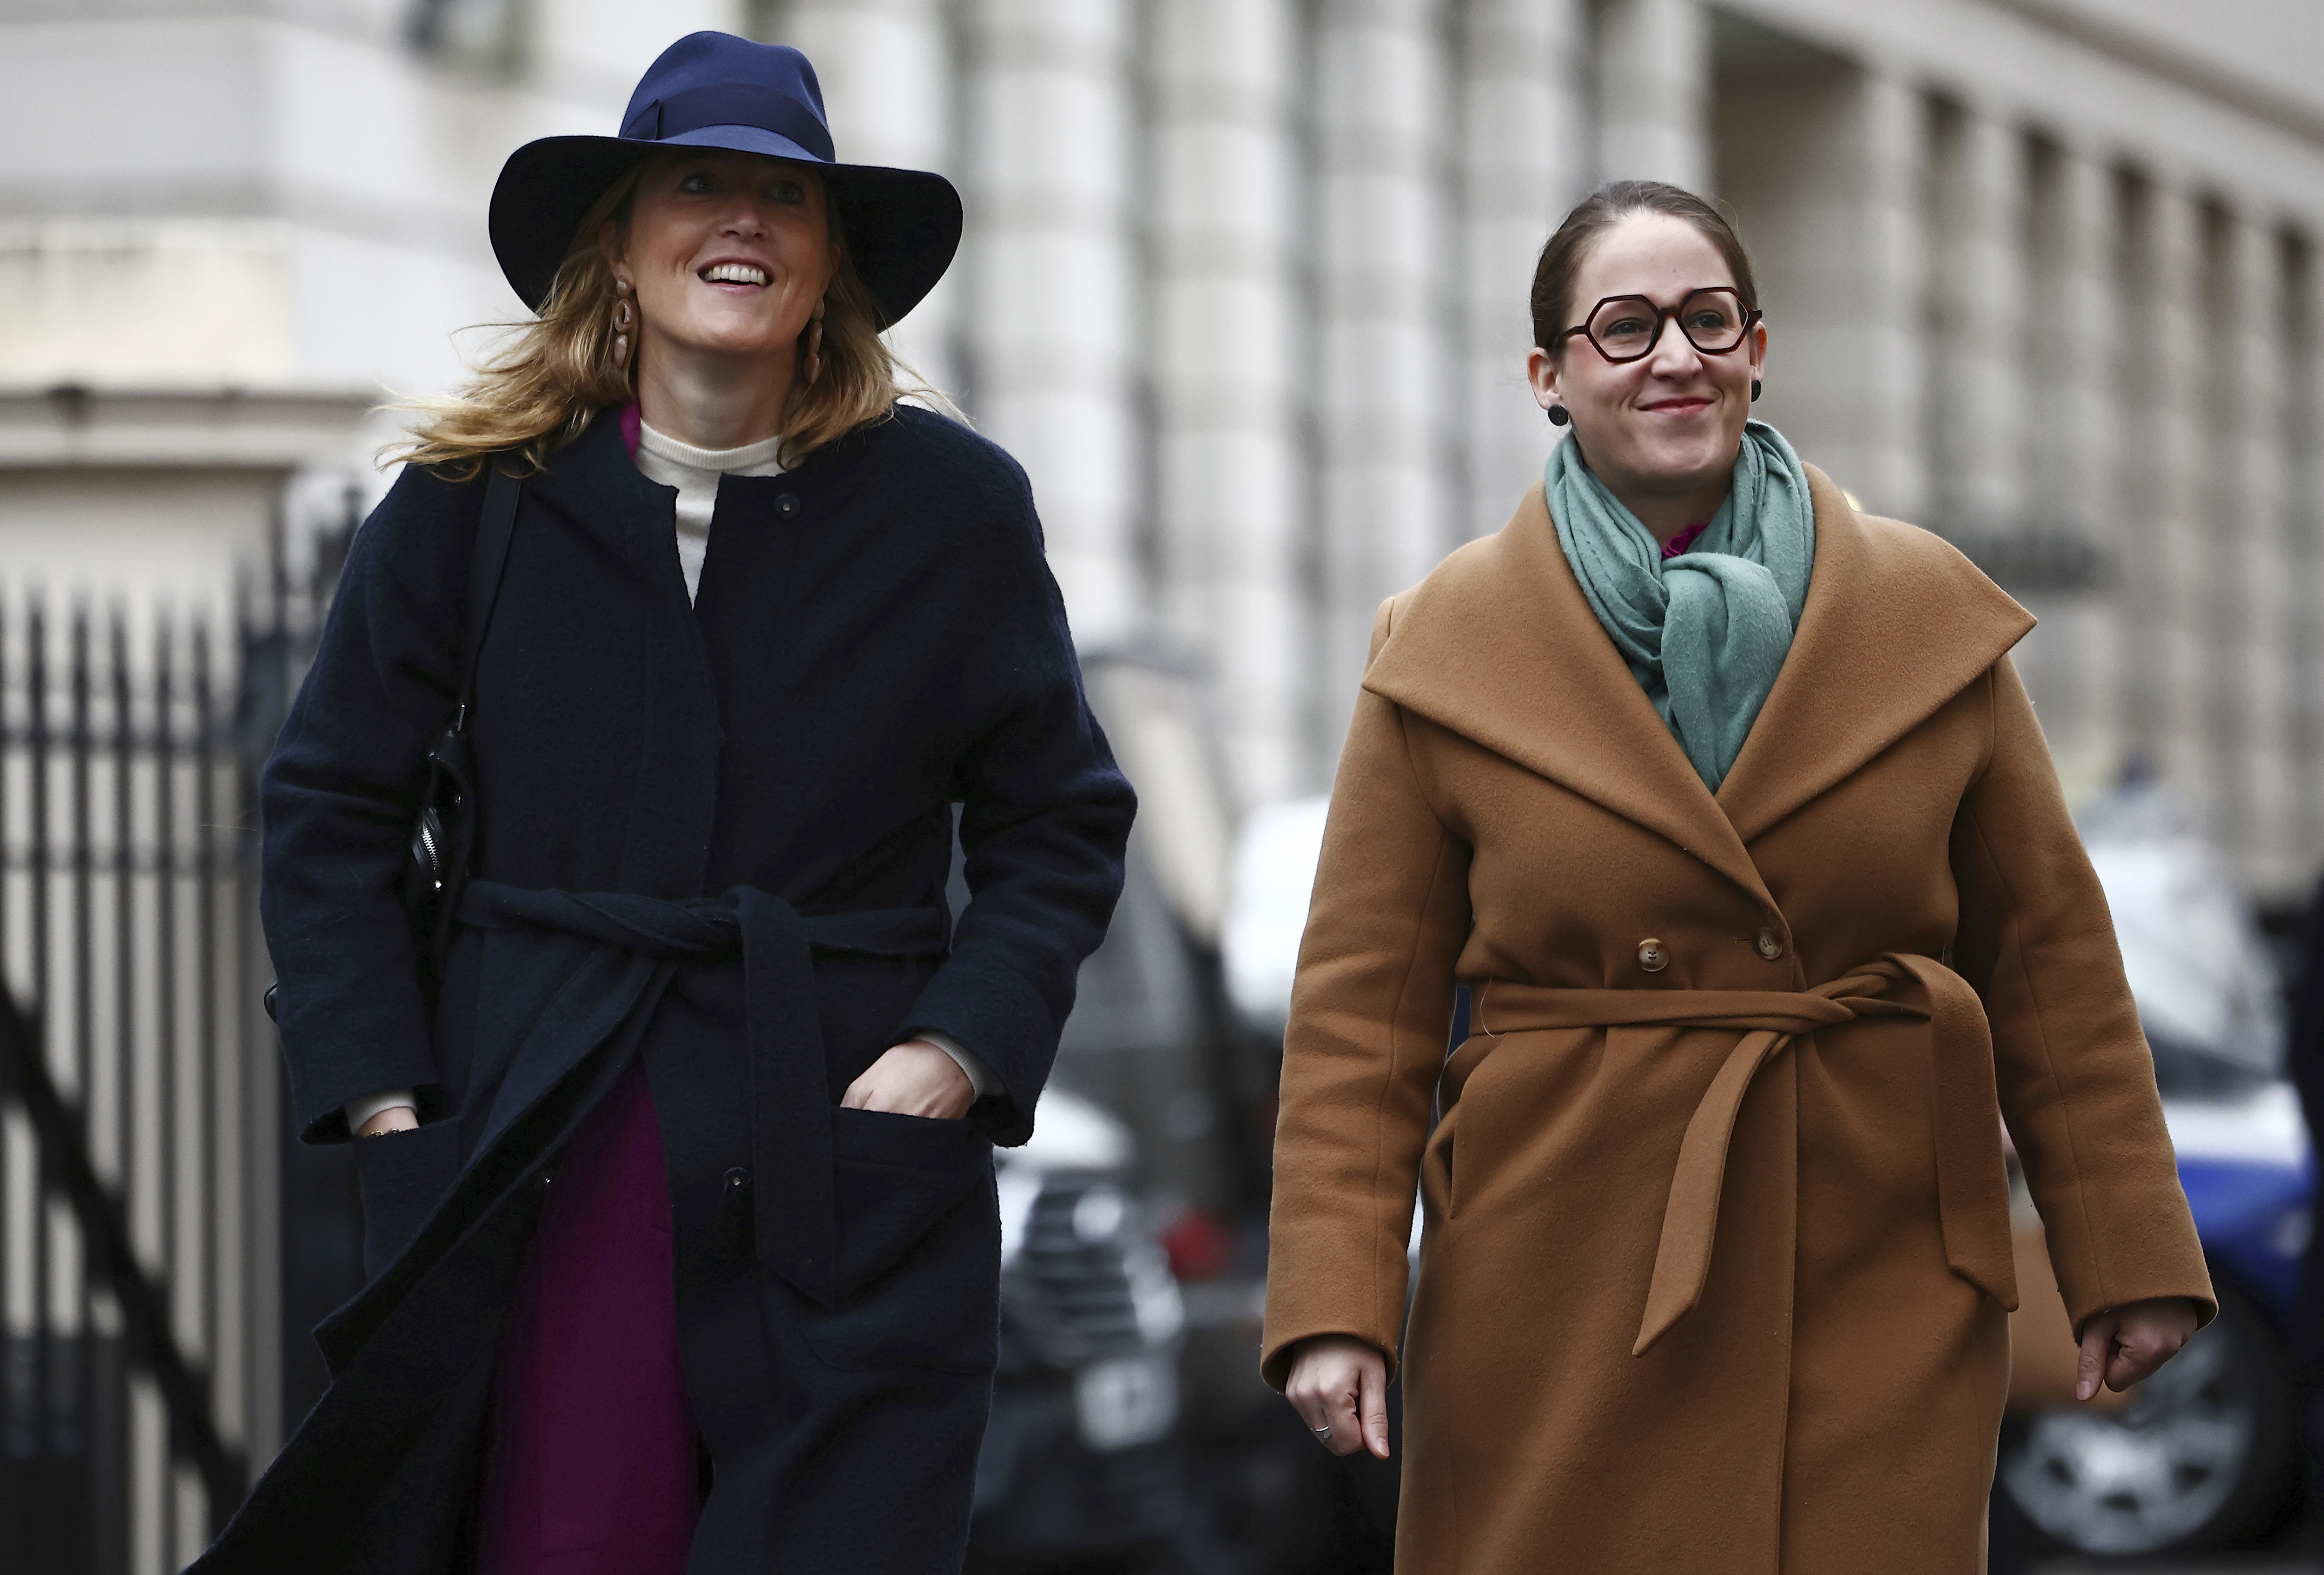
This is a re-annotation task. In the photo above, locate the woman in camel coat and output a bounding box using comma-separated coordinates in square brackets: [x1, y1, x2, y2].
[1261, 181, 2213, 1574]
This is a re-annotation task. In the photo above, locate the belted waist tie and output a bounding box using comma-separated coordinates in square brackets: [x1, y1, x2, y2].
[1472, 952, 2018, 1356]
[456, 880, 950, 1309]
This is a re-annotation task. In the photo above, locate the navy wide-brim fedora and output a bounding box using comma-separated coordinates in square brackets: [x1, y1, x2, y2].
[489, 32, 961, 328]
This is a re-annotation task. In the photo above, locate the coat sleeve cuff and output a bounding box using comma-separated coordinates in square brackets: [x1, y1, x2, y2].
[2063, 1281, 2219, 1343]
[1259, 1323, 1402, 1392]
[900, 964, 1062, 1144]
[290, 1052, 442, 1144]
[912, 1031, 1001, 1099]
[344, 1089, 420, 1133]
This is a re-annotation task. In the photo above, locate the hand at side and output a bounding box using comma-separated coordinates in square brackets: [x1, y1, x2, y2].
[1284, 1333, 1393, 1458]
[2076, 1296, 2200, 1400]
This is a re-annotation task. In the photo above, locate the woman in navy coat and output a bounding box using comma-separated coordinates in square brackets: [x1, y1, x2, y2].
[196, 33, 1133, 1575]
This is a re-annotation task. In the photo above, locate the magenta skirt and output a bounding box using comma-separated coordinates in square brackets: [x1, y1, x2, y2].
[475, 1061, 701, 1574]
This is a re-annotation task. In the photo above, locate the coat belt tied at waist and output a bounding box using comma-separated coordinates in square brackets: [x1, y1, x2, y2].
[456, 879, 950, 1309]
[1472, 952, 2018, 1356]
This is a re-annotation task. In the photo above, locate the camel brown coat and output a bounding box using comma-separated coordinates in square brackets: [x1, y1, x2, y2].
[1261, 470, 2214, 1575]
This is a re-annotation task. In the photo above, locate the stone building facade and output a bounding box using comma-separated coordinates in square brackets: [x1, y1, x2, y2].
[898, 0, 2324, 904]
[9, 0, 2323, 890]
[4, 2, 2324, 1564]
[776, 0, 2324, 908]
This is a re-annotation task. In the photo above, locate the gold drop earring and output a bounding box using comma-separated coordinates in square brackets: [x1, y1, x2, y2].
[804, 297, 826, 386]
[611, 278, 636, 371]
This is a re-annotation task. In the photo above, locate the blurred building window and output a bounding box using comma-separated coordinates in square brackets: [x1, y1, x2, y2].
[407, 0, 524, 70]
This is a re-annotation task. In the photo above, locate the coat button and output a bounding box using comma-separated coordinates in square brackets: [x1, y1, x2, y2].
[774, 492, 801, 519]
[1637, 938, 1670, 973]
[724, 1166, 751, 1193]
[1756, 928, 1785, 961]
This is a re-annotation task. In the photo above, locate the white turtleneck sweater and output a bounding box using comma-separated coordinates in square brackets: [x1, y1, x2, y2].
[342, 421, 995, 1135]
[631, 419, 788, 603]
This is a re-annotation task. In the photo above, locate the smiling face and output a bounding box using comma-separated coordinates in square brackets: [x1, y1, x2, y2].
[608, 150, 841, 373]
[1527, 212, 1767, 523]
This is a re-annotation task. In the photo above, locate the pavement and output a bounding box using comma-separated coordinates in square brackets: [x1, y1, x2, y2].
[2033, 1529, 2316, 1575]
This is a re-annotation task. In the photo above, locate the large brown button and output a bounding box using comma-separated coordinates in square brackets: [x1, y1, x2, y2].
[1755, 928, 1785, 962]
[1637, 938, 1670, 973]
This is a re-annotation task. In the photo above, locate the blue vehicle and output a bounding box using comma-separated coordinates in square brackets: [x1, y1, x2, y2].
[1997, 791, 2314, 1557]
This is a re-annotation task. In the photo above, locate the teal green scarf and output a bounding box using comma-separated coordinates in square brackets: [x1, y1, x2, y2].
[1545, 419, 1816, 791]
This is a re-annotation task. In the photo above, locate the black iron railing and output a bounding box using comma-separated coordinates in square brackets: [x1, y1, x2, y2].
[0, 991, 245, 1522]
[0, 509, 355, 1574]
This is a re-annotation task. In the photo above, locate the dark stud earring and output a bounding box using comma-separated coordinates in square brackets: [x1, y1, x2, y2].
[1547, 404, 1570, 427]
[1750, 379, 1763, 402]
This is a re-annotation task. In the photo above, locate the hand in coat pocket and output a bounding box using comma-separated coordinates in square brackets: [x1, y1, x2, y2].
[349, 1118, 463, 1282]
[797, 1105, 999, 1373]
[841, 1039, 974, 1120]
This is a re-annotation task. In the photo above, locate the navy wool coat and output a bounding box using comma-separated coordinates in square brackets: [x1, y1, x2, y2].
[199, 404, 1134, 1571]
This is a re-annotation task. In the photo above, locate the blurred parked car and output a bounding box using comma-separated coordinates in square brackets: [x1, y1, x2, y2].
[1995, 786, 2314, 1559]
[970, 1087, 1187, 1570]
[1031, 655, 1398, 1575]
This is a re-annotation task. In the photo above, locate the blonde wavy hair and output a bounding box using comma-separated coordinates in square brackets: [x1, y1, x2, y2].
[390, 158, 945, 478]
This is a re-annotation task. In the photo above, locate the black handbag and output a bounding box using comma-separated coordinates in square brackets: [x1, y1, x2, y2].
[264, 463, 522, 1023]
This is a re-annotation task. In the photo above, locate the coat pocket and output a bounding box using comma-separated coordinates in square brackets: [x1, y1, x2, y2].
[350, 1118, 464, 1282]
[796, 1106, 999, 1374]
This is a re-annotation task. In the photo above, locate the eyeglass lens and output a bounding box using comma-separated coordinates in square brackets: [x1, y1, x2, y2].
[1587, 289, 1751, 361]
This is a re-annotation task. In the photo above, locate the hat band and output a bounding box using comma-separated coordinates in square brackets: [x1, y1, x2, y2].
[621, 82, 837, 163]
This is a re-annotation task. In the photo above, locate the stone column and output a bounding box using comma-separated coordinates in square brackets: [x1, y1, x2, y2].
[2017, 143, 2123, 778]
[2296, 242, 2324, 874]
[958, 0, 1140, 642]
[768, 0, 960, 392]
[1935, 109, 2028, 548]
[1148, 0, 1304, 804]
[1313, 0, 1454, 756]
[1457, 0, 1590, 542]
[1713, 66, 1927, 520]
[2291, 242, 2324, 870]
[1849, 73, 1934, 524]
[1595, 0, 1710, 192]
[2218, 211, 2292, 889]
[2120, 180, 2212, 809]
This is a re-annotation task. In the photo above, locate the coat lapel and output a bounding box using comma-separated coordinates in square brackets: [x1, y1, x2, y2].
[1363, 484, 1776, 908]
[1360, 467, 2035, 902]
[1714, 468, 2035, 843]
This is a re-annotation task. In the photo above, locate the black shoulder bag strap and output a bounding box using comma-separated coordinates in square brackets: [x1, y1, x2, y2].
[453, 462, 523, 733]
[264, 463, 521, 1026]
[408, 461, 523, 977]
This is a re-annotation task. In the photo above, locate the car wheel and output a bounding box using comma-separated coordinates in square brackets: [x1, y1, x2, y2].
[1996, 1287, 2296, 1557]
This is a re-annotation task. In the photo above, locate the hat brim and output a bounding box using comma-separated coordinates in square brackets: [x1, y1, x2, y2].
[488, 131, 963, 329]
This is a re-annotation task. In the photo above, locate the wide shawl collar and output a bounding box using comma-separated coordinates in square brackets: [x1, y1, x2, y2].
[1364, 465, 2039, 1349]
[1363, 464, 2034, 902]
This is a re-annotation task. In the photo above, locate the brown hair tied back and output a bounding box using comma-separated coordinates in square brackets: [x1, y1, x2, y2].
[1529, 180, 1760, 353]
